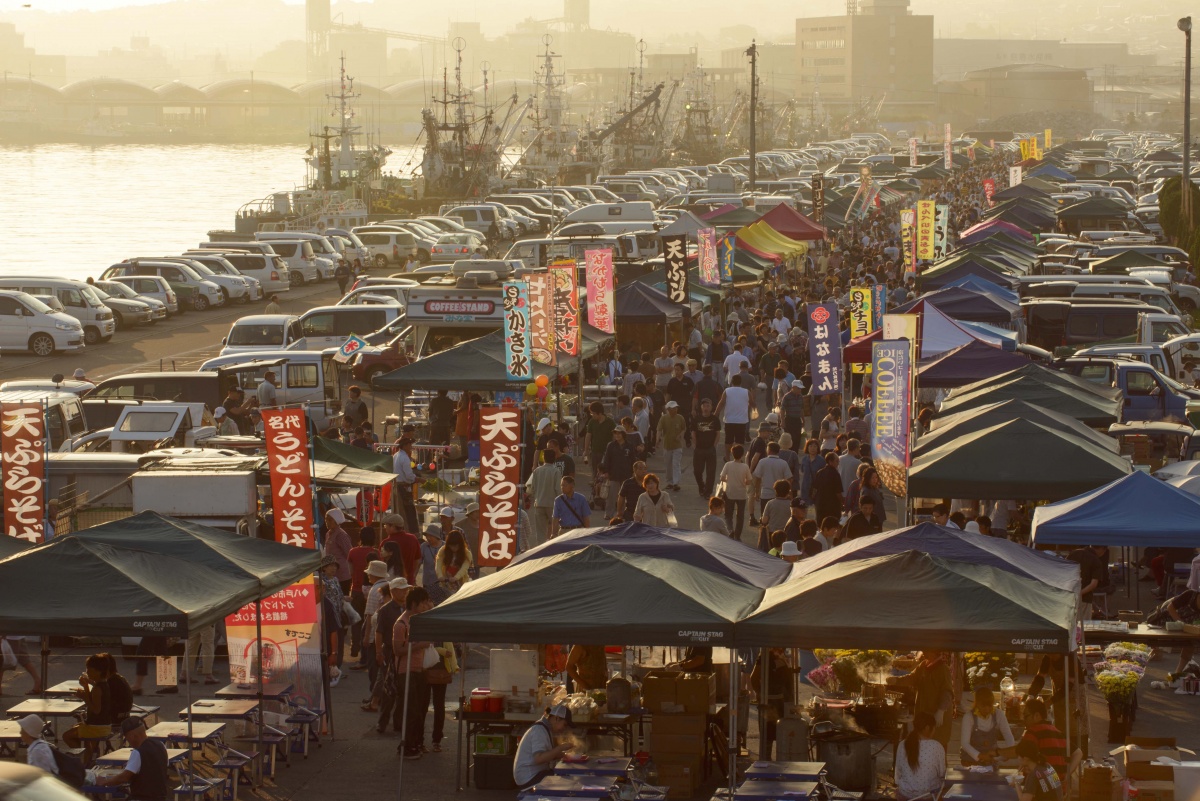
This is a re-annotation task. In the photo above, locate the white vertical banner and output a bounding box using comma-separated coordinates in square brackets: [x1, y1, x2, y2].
[1009, 166, 1023, 187]
[943, 123, 952, 170]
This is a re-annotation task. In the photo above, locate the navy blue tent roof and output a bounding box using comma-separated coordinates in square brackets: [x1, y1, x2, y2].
[509, 521, 791, 588]
[789, 521, 1080, 592]
[895, 286, 1019, 324]
[919, 259, 1021, 292]
[1031, 470, 1200, 547]
[1029, 163, 1076, 182]
[944, 275, 1019, 304]
[917, 340, 1031, 388]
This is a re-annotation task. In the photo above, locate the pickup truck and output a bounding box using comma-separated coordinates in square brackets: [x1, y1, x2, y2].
[1056, 357, 1200, 423]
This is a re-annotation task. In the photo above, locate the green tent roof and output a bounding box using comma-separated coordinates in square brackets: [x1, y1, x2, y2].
[1089, 250, 1170, 274]
[915, 398, 1119, 457]
[1056, 196, 1129, 219]
[409, 545, 763, 645]
[939, 365, 1122, 426]
[314, 435, 392, 473]
[738, 550, 1076, 652]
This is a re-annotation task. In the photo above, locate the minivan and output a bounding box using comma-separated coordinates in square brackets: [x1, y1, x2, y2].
[105, 275, 180, 316]
[1024, 300, 1163, 351]
[184, 250, 289, 295]
[0, 289, 85, 356]
[354, 230, 419, 269]
[254, 232, 346, 268]
[251, 241, 321, 286]
[198, 350, 342, 429]
[89, 371, 225, 411]
[101, 260, 224, 311]
[0, 389, 88, 449]
[0, 277, 115, 345]
[151, 256, 259, 303]
[297, 305, 402, 351]
[220, 314, 303, 356]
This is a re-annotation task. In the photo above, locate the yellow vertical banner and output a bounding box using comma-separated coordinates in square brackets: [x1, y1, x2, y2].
[1018, 140, 1029, 160]
[849, 286, 874, 373]
[1044, 128, 1052, 150]
[916, 200, 936, 261]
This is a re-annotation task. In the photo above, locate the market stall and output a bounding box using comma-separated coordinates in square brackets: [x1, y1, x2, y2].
[937, 365, 1122, 426]
[915, 399, 1120, 457]
[917, 342, 1032, 389]
[1031, 471, 1200, 548]
[895, 286, 1021, 326]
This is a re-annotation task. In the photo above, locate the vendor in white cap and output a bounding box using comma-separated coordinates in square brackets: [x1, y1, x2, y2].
[513, 705, 576, 789]
[213, 406, 238, 436]
[779, 540, 802, 564]
[72, 368, 93, 385]
[18, 715, 56, 774]
[437, 506, 458, 538]
[535, 417, 567, 454]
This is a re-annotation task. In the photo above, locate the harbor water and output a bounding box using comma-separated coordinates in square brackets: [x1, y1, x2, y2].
[2, 143, 383, 279]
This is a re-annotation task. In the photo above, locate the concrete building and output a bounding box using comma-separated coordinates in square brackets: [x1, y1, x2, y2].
[794, 0, 934, 123]
[939, 63, 1093, 123]
[0, 22, 66, 84]
[934, 38, 1157, 82]
[720, 42, 797, 93]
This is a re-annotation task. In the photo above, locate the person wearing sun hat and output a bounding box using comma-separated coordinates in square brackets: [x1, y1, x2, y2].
[18, 714, 56, 774]
[513, 704, 576, 789]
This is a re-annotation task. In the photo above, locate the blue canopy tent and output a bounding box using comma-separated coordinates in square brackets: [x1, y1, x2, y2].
[895, 286, 1020, 325]
[918, 340, 1031, 388]
[1031, 470, 1200, 547]
[509, 521, 792, 588]
[957, 320, 1019, 350]
[788, 521, 1080, 593]
[943, 275, 1019, 304]
[1028, 163, 1076, 182]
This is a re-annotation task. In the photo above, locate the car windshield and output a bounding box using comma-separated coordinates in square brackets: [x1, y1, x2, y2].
[22, 295, 54, 313]
[189, 262, 217, 276]
[80, 286, 105, 308]
[229, 325, 285, 346]
[100, 282, 135, 298]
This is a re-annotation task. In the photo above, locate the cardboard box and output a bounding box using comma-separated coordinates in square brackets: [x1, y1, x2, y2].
[1111, 738, 1194, 771]
[641, 670, 677, 713]
[1182, 623, 1200, 635]
[651, 714, 707, 736]
[1079, 765, 1118, 801]
[675, 672, 716, 714]
[658, 762, 698, 798]
[1127, 763, 1175, 801]
[649, 733, 703, 756]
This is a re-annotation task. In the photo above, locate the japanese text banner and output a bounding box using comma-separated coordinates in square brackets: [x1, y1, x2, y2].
[478, 406, 521, 567]
[662, 234, 689, 304]
[697, 228, 719, 287]
[502, 281, 532, 383]
[806, 302, 843, 397]
[549, 260, 580, 357]
[848, 287, 873, 375]
[719, 235, 735, 283]
[916, 200, 936, 261]
[527, 271, 556, 365]
[584, 248, 616, 334]
[2, 402, 47, 543]
[261, 408, 316, 549]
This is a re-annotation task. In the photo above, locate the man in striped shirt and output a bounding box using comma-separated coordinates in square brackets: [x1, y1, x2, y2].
[1021, 699, 1067, 780]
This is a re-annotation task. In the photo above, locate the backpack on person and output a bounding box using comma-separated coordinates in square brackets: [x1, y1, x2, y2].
[50, 744, 86, 788]
[109, 674, 134, 721]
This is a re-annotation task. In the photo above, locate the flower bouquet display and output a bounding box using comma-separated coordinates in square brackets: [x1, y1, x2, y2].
[1096, 642, 1149, 742]
[964, 652, 1019, 691]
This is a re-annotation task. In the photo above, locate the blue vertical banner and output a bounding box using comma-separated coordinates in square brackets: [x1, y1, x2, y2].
[719, 234, 735, 283]
[502, 281, 532, 383]
[870, 340, 913, 497]
[872, 284, 886, 331]
[805, 302, 843, 397]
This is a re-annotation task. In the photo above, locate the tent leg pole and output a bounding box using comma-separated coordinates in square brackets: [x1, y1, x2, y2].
[398, 640, 413, 801]
[728, 653, 737, 797]
[256, 598, 265, 785]
[40, 637, 49, 699]
[759, 648, 768, 759]
[185, 638, 196, 789]
[456, 649, 467, 792]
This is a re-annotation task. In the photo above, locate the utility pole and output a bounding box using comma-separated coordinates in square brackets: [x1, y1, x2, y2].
[746, 39, 758, 193]
[1181, 16, 1194, 233]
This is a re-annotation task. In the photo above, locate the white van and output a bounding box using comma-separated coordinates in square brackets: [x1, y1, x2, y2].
[202, 240, 332, 283]
[184, 250, 290, 295]
[247, 241, 321, 286]
[220, 314, 303, 356]
[564, 201, 657, 225]
[297, 305, 402, 351]
[0, 289, 85, 355]
[254, 232, 346, 269]
[0, 277, 115, 345]
[197, 350, 341, 429]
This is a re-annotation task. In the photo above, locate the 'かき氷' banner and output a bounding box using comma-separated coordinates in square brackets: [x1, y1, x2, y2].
[527, 271, 556, 365]
[261, 407, 315, 549]
[697, 228, 719, 287]
[805, 302, 843, 397]
[916, 200, 936, 261]
[870, 340, 913, 497]
[2, 402, 47, 543]
[584, 248, 615, 334]
[549, 260, 580, 357]
[477, 406, 522, 567]
[502, 281, 532, 383]
[662, 234, 689, 304]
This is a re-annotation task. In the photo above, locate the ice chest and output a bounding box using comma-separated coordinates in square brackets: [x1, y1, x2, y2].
[744, 762, 826, 782]
[527, 776, 616, 798]
[733, 780, 819, 800]
[473, 752, 516, 790]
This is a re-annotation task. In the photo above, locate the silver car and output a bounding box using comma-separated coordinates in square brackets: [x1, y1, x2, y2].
[96, 280, 168, 321]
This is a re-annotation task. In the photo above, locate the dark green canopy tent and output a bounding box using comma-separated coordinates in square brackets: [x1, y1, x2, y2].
[0, 536, 32, 559]
[314, 435, 392, 473]
[1056, 196, 1129, 220]
[0, 537, 263, 637]
[939, 363, 1122, 425]
[907, 417, 1132, 500]
[737, 551, 1076, 652]
[70, 510, 323, 593]
[916, 398, 1119, 457]
[409, 545, 763, 645]
[1089, 250, 1170, 274]
[373, 326, 612, 392]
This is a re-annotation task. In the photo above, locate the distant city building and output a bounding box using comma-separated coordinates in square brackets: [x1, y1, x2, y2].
[0, 22, 66, 83]
[939, 63, 1093, 123]
[794, 0, 934, 124]
[934, 38, 1156, 82]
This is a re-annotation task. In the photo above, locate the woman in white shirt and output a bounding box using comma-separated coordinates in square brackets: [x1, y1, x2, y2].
[633, 473, 675, 527]
[895, 712, 946, 801]
[959, 687, 1016, 766]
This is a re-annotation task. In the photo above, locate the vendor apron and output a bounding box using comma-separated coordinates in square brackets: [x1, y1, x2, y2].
[962, 711, 1001, 764]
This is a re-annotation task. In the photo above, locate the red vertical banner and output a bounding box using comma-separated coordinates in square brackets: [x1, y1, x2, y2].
[2, 402, 47, 543]
[477, 406, 521, 568]
[584, 248, 615, 335]
[261, 408, 315, 549]
[549, 259, 580, 357]
[983, 178, 996, 208]
[528, 271, 557, 366]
